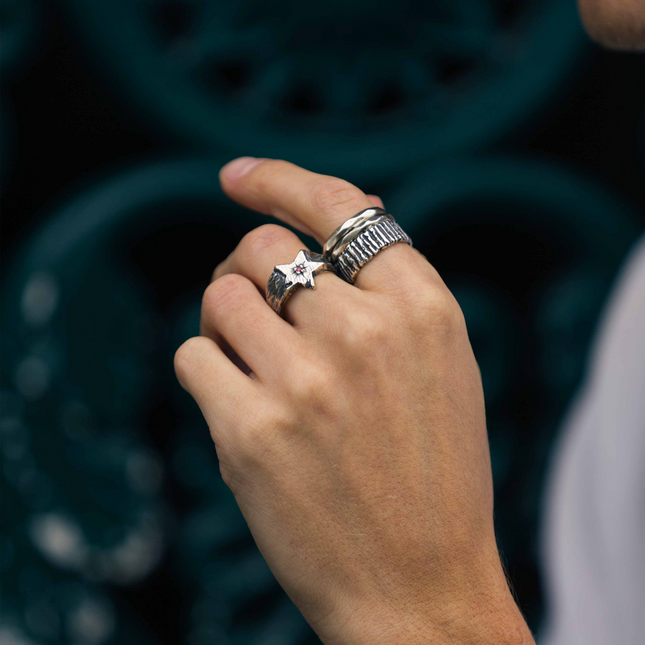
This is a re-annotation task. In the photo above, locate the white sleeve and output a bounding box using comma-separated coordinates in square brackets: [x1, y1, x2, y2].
[540, 236, 645, 645]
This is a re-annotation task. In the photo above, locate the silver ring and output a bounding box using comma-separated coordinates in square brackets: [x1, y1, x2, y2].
[266, 249, 337, 315]
[328, 211, 394, 264]
[334, 219, 412, 284]
[322, 207, 388, 258]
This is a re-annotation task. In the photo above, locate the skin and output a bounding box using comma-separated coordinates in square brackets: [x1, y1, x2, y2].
[577, 0, 645, 50]
[175, 158, 533, 644]
[175, 3, 643, 641]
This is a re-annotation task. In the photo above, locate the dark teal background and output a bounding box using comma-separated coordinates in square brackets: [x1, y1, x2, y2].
[2, 1, 645, 644]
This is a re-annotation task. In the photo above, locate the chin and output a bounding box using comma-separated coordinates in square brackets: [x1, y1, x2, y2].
[577, 0, 645, 50]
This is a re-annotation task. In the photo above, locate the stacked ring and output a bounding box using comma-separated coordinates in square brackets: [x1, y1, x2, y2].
[322, 207, 391, 258]
[323, 207, 413, 284]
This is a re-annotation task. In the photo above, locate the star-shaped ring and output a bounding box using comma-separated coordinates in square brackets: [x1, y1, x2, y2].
[267, 249, 337, 315]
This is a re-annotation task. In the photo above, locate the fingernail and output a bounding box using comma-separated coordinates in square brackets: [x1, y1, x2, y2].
[220, 157, 264, 181]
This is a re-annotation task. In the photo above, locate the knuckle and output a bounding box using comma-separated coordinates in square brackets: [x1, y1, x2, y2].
[218, 460, 238, 491]
[202, 273, 250, 314]
[339, 308, 389, 351]
[238, 224, 293, 258]
[287, 359, 335, 409]
[412, 285, 463, 330]
[237, 404, 294, 460]
[174, 336, 209, 382]
[310, 178, 364, 214]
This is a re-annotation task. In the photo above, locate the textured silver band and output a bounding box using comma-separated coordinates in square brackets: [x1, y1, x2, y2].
[335, 220, 412, 284]
[328, 212, 394, 264]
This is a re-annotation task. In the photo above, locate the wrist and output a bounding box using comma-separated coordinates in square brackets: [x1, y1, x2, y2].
[317, 560, 534, 645]
[331, 593, 533, 645]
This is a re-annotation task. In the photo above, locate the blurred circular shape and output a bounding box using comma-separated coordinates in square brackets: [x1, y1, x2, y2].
[126, 449, 164, 495]
[0, 416, 167, 585]
[62, 0, 584, 178]
[67, 596, 115, 645]
[20, 272, 59, 327]
[14, 356, 50, 399]
[0, 626, 38, 645]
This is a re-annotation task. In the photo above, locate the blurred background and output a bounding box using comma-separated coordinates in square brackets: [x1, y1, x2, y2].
[1, 1, 644, 643]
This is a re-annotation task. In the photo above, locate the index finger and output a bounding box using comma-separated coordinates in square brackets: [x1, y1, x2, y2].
[219, 157, 373, 245]
[219, 158, 425, 292]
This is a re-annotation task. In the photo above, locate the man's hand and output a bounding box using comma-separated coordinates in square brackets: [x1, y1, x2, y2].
[174, 158, 534, 644]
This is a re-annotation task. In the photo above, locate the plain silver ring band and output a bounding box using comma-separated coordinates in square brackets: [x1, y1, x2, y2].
[328, 212, 395, 264]
[322, 207, 388, 258]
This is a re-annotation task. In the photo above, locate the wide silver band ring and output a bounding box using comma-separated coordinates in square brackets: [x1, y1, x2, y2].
[334, 219, 412, 284]
[266, 249, 337, 315]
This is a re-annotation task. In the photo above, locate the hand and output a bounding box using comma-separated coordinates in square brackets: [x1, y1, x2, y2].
[174, 158, 534, 645]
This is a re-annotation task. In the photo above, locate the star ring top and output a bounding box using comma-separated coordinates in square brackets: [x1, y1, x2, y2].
[266, 249, 337, 315]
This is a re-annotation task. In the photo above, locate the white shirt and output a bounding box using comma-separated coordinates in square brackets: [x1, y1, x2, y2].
[541, 236, 645, 645]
